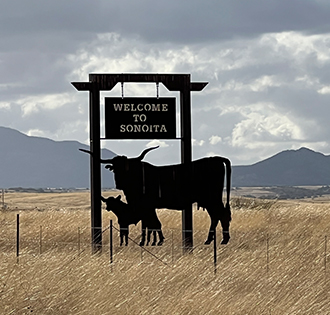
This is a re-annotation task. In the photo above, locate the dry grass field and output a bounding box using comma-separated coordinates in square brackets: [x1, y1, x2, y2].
[1, 191, 330, 314]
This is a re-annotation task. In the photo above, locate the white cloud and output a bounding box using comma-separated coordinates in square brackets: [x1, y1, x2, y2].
[18, 93, 75, 117]
[26, 128, 47, 137]
[250, 75, 282, 92]
[146, 140, 169, 148]
[318, 86, 330, 94]
[206, 151, 217, 157]
[209, 135, 222, 145]
[230, 103, 305, 150]
[0, 102, 10, 109]
[192, 139, 205, 147]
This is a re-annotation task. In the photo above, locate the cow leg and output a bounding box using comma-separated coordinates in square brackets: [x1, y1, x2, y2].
[139, 223, 146, 246]
[148, 211, 164, 246]
[124, 228, 129, 246]
[205, 204, 231, 245]
[220, 221, 230, 244]
[146, 228, 152, 246]
[140, 229, 146, 246]
[151, 230, 157, 246]
[157, 230, 165, 246]
[205, 218, 219, 245]
[219, 207, 231, 245]
[119, 230, 124, 246]
[204, 207, 220, 245]
[120, 227, 128, 246]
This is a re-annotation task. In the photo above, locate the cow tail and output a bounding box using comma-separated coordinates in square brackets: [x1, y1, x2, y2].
[223, 158, 231, 214]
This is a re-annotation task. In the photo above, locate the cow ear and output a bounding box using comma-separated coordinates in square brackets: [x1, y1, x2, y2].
[116, 195, 121, 200]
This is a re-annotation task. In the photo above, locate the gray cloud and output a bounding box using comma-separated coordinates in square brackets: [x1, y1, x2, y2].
[1, 1, 330, 166]
[2, 1, 330, 44]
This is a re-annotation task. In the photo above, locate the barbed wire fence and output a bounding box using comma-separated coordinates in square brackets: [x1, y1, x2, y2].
[1, 195, 329, 314]
[9, 214, 215, 266]
[1, 213, 328, 282]
[1, 213, 329, 315]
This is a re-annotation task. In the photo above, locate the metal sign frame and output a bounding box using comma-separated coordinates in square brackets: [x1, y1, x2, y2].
[72, 73, 208, 253]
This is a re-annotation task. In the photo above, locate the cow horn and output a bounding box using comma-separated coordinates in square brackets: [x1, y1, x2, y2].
[101, 196, 107, 202]
[79, 148, 114, 164]
[79, 148, 92, 155]
[136, 146, 159, 161]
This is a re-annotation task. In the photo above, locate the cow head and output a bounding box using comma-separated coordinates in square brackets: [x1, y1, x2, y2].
[100, 195, 140, 226]
[104, 146, 159, 172]
[104, 146, 159, 191]
[80, 145, 159, 193]
[79, 145, 159, 171]
[101, 195, 124, 215]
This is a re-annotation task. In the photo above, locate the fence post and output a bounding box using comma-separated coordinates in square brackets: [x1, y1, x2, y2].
[16, 214, 19, 262]
[325, 235, 327, 280]
[214, 228, 217, 275]
[39, 226, 42, 254]
[171, 230, 174, 265]
[78, 227, 81, 255]
[266, 233, 269, 273]
[110, 220, 113, 264]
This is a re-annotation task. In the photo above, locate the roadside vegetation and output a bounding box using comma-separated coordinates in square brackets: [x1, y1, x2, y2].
[1, 192, 329, 314]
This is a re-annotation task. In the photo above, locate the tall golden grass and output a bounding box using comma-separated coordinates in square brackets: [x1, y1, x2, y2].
[1, 192, 330, 314]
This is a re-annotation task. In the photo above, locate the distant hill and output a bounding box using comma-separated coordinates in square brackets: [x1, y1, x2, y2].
[0, 126, 115, 188]
[2, 126, 330, 188]
[232, 147, 330, 186]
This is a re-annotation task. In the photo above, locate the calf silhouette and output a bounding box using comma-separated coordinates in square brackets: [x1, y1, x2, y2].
[101, 195, 165, 246]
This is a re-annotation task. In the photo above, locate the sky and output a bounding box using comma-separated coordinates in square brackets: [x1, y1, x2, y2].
[1, 0, 330, 166]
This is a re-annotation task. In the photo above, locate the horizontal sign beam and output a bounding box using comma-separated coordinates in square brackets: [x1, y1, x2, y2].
[72, 73, 208, 92]
[105, 97, 176, 139]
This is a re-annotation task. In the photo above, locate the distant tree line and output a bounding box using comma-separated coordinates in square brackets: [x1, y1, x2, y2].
[258, 186, 330, 200]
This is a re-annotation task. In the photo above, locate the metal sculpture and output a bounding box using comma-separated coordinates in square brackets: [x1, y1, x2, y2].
[81, 146, 232, 245]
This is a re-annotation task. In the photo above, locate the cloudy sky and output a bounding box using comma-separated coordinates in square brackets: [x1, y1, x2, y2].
[1, 0, 330, 166]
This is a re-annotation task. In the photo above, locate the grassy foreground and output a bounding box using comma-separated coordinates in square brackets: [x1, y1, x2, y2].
[0, 192, 330, 314]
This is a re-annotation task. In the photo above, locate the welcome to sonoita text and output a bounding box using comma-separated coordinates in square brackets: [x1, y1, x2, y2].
[113, 103, 169, 112]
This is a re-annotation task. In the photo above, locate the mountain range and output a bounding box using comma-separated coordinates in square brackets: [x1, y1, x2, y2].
[233, 147, 330, 187]
[1, 126, 330, 188]
[0, 126, 115, 188]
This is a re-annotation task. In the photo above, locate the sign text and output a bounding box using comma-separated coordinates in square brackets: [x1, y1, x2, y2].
[104, 97, 176, 139]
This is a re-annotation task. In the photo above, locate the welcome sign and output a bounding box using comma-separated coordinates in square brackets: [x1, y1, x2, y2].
[104, 97, 176, 139]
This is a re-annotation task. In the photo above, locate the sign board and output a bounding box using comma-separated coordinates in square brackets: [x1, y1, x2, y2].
[104, 97, 176, 139]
